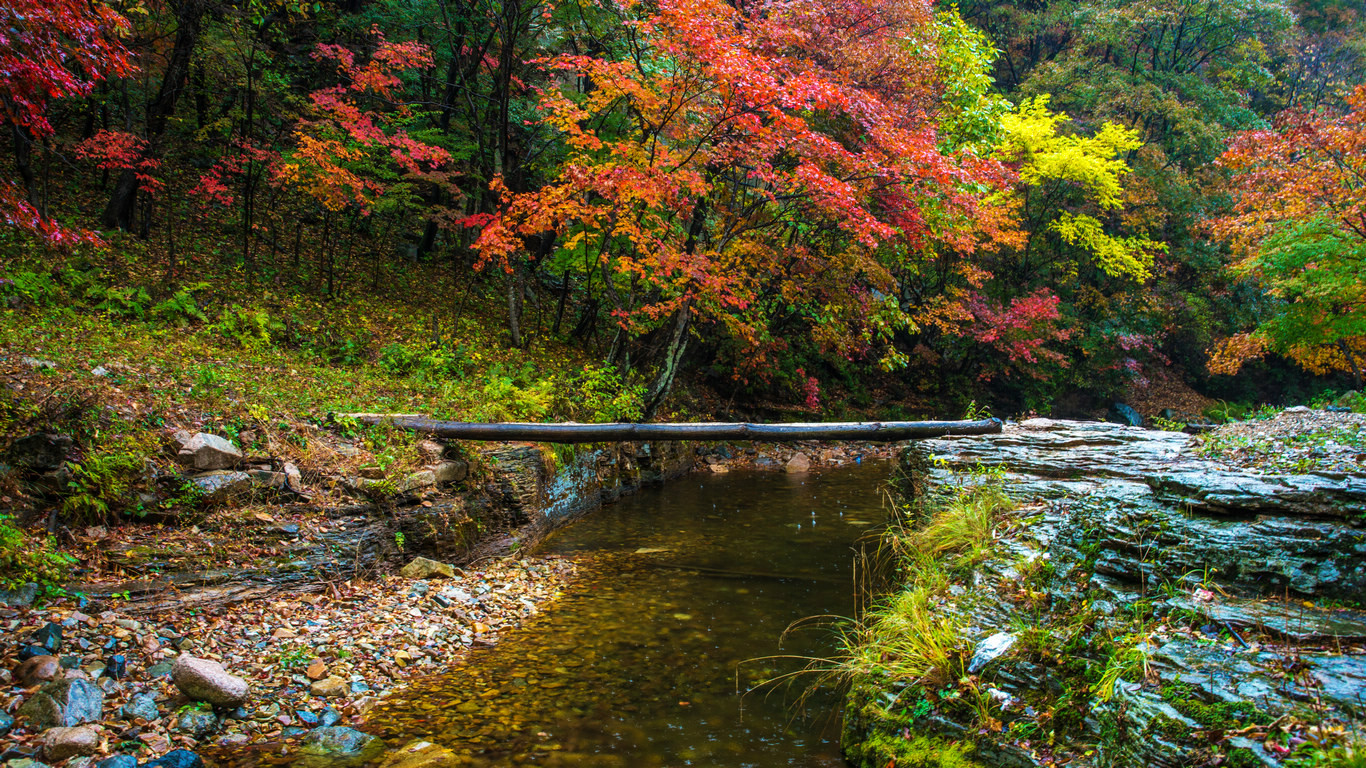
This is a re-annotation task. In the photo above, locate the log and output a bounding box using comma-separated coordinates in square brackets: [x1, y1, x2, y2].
[336, 414, 1002, 443]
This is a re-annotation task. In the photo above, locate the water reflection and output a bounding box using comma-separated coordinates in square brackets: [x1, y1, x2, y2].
[366, 462, 890, 766]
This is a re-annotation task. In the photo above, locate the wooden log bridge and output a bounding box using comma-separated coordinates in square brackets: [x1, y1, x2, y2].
[338, 414, 1003, 443]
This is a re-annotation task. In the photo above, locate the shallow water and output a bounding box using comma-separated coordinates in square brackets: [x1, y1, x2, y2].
[365, 462, 891, 766]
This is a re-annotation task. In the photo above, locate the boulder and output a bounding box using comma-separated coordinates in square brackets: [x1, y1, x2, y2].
[399, 470, 436, 492]
[172, 655, 249, 707]
[9, 433, 73, 470]
[17, 677, 103, 729]
[378, 740, 460, 768]
[40, 724, 100, 761]
[399, 557, 455, 580]
[784, 453, 811, 473]
[431, 461, 467, 486]
[296, 726, 385, 768]
[176, 433, 243, 471]
[185, 470, 252, 501]
[15, 655, 61, 687]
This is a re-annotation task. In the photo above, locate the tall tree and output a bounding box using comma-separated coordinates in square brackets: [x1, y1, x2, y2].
[1210, 86, 1366, 385]
[0, 0, 135, 244]
[475, 0, 1009, 414]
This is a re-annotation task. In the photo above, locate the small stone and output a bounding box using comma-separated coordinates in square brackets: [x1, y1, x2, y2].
[968, 632, 1018, 674]
[0, 711, 13, 737]
[173, 706, 220, 738]
[172, 655, 249, 707]
[784, 453, 811, 473]
[310, 676, 347, 698]
[146, 662, 174, 678]
[282, 726, 310, 738]
[121, 692, 160, 722]
[15, 655, 61, 687]
[399, 470, 436, 492]
[399, 557, 454, 580]
[319, 708, 342, 727]
[416, 440, 444, 460]
[297, 727, 384, 767]
[1285, 405, 1310, 413]
[305, 660, 328, 680]
[18, 644, 50, 661]
[377, 740, 460, 768]
[40, 724, 100, 761]
[141, 749, 205, 768]
[283, 462, 304, 493]
[34, 622, 63, 652]
[95, 756, 138, 768]
[105, 654, 127, 679]
[296, 710, 320, 726]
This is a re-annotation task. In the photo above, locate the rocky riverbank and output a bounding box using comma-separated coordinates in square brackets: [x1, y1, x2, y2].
[1, 554, 581, 767]
[843, 409, 1366, 768]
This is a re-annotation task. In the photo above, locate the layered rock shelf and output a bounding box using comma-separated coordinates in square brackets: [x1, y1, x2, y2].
[845, 416, 1366, 768]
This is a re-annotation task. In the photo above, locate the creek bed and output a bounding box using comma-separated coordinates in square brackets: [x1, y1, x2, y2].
[364, 462, 892, 766]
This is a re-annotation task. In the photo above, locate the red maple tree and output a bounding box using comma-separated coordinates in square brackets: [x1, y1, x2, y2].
[0, 0, 136, 245]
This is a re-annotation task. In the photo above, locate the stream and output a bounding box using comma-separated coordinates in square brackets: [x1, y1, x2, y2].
[364, 461, 892, 766]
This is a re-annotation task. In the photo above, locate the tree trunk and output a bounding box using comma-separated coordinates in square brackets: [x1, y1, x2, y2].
[102, 0, 205, 231]
[340, 414, 1004, 443]
[642, 298, 692, 419]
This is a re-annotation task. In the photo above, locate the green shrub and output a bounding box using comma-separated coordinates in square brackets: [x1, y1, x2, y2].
[212, 305, 284, 348]
[0, 514, 76, 592]
[85, 284, 152, 319]
[559, 365, 646, 422]
[62, 432, 159, 520]
[151, 283, 209, 326]
[377, 341, 465, 380]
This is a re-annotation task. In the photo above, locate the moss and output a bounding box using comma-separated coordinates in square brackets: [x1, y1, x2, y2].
[1159, 683, 1275, 731]
[1224, 747, 1262, 768]
[848, 732, 986, 768]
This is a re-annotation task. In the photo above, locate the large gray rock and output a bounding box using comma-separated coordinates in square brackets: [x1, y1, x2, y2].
[176, 433, 242, 471]
[430, 461, 467, 486]
[17, 677, 104, 729]
[172, 655, 248, 707]
[296, 726, 385, 767]
[186, 470, 252, 501]
[40, 724, 100, 760]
